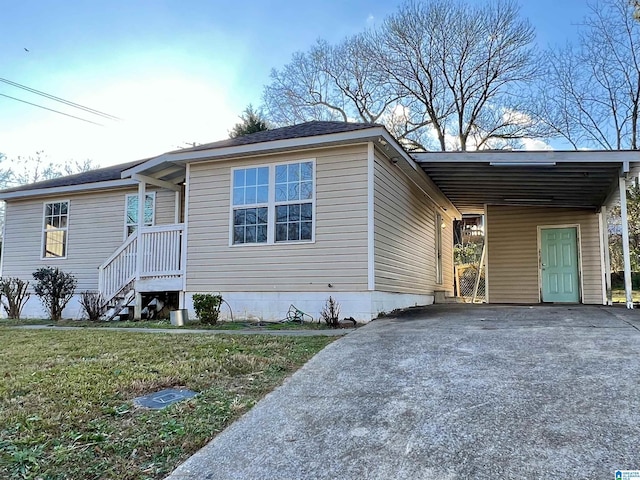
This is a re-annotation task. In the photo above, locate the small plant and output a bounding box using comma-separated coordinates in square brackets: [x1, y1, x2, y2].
[32, 267, 77, 321]
[0, 277, 31, 319]
[192, 293, 223, 325]
[320, 296, 341, 328]
[79, 291, 106, 321]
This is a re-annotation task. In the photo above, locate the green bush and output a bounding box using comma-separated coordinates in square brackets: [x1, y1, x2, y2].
[454, 242, 483, 265]
[32, 267, 77, 321]
[192, 293, 222, 325]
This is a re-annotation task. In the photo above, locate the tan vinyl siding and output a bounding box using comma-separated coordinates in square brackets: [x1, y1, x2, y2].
[441, 216, 454, 293]
[373, 150, 454, 295]
[154, 189, 177, 225]
[4, 189, 131, 292]
[2, 187, 177, 291]
[186, 145, 369, 292]
[486, 205, 603, 304]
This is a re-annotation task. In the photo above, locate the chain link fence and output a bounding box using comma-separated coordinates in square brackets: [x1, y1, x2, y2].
[455, 263, 486, 303]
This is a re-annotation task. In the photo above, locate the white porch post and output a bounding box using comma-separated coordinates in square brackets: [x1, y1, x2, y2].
[134, 181, 146, 319]
[174, 191, 181, 224]
[619, 177, 634, 309]
[600, 206, 613, 306]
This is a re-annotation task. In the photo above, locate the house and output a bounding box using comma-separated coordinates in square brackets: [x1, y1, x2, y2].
[0, 121, 638, 321]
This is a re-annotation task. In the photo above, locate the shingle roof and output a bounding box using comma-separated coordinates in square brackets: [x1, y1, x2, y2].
[171, 121, 380, 153]
[1, 121, 381, 195]
[0, 159, 145, 194]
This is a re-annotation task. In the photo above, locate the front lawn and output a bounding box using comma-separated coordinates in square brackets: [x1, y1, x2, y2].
[611, 289, 640, 303]
[0, 318, 331, 330]
[0, 329, 334, 479]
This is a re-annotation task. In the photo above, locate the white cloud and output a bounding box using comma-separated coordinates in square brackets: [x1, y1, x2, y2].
[366, 14, 375, 25]
[521, 138, 553, 150]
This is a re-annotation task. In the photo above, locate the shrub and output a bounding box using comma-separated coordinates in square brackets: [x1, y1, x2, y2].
[32, 267, 77, 321]
[454, 242, 483, 265]
[0, 277, 31, 319]
[321, 296, 341, 328]
[79, 291, 106, 321]
[192, 293, 222, 325]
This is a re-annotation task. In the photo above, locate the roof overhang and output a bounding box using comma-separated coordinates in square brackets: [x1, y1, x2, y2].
[121, 127, 393, 179]
[0, 179, 137, 201]
[122, 126, 461, 217]
[413, 150, 640, 214]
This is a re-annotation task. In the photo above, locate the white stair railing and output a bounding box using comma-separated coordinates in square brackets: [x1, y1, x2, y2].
[99, 233, 138, 302]
[99, 224, 185, 304]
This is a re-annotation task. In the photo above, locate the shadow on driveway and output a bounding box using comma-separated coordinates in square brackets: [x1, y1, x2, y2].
[167, 304, 640, 479]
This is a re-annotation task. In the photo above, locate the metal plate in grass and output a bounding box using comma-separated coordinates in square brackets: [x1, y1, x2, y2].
[134, 388, 198, 409]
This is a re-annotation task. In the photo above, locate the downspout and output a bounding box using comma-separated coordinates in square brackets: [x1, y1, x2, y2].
[367, 142, 375, 292]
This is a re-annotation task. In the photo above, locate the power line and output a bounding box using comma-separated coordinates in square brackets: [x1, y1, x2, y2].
[0, 77, 121, 121]
[0, 93, 104, 126]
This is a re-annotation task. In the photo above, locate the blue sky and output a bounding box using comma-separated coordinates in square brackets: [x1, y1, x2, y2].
[1, 0, 592, 167]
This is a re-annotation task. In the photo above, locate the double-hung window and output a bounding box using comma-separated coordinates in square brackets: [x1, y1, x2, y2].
[125, 192, 155, 237]
[231, 160, 315, 245]
[42, 200, 69, 258]
[232, 166, 269, 244]
[275, 161, 313, 242]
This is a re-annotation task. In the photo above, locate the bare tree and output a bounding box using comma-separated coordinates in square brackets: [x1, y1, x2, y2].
[369, 0, 541, 151]
[540, 0, 640, 150]
[263, 0, 542, 151]
[6, 152, 99, 187]
[263, 36, 400, 126]
[0, 153, 11, 188]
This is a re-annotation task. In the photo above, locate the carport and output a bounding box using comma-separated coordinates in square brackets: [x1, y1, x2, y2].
[413, 150, 640, 308]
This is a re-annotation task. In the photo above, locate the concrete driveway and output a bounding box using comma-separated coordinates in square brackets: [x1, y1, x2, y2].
[167, 304, 640, 479]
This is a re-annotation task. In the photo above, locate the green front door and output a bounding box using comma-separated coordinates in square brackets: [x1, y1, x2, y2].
[541, 227, 580, 303]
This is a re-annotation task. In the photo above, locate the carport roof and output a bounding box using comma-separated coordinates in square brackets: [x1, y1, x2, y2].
[413, 150, 640, 214]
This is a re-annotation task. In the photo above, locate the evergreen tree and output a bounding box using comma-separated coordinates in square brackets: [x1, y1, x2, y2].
[229, 105, 269, 138]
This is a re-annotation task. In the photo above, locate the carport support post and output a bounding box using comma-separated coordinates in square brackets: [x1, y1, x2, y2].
[600, 206, 612, 305]
[619, 177, 634, 309]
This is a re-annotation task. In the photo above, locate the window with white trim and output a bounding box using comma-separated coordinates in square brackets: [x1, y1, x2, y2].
[275, 162, 313, 242]
[231, 160, 315, 245]
[125, 192, 155, 237]
[42, 200, 69, 258]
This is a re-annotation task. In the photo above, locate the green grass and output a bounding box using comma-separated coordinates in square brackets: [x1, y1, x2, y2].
[0, 318, 331, 330]
[0, 329, 334, 479]
[611, 289, 640, 303]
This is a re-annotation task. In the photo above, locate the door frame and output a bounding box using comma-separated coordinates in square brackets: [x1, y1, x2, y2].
[536, 224, 584, 303]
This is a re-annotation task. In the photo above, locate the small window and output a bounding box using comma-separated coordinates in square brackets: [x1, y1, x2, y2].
[231, 161, 315, 245]
[125, 193, 155, 237]
[42, 201, 69, 258]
